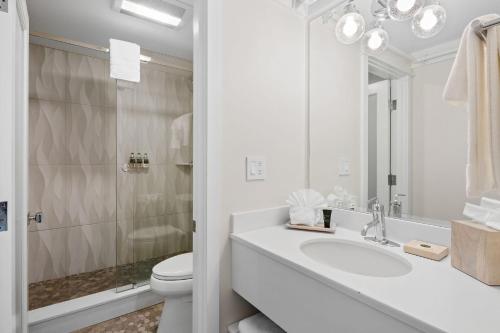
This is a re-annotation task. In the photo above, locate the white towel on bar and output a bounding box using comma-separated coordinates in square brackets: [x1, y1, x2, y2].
[170, 113, 193, 149]
[443, 14, 500, 198]
[109, 39, 140, 83]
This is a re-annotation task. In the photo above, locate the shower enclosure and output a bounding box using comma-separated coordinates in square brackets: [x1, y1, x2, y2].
[27, 40, 193, 310]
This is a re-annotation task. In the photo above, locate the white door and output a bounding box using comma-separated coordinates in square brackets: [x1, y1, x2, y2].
[0, 1, 29, 332]
[367, 80, 391, 208]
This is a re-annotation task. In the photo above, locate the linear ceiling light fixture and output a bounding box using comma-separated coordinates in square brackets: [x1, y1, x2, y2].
[119, 0, 182, 27]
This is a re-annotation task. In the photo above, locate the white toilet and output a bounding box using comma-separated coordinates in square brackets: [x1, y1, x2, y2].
[150, 252, 193, 333]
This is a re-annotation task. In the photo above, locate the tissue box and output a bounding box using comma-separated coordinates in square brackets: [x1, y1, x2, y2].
[451, 220, 500, 285]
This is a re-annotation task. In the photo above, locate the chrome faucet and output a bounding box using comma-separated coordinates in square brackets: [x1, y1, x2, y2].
[361, 198, 399, 247]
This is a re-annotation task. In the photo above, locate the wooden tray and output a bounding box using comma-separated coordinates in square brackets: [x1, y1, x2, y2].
[286, 223, 335, 233]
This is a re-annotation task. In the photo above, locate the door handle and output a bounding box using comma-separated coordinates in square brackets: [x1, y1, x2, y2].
[28, 212, 43, 225]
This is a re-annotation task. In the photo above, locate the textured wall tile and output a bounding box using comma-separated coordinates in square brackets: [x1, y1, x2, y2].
[67, 165, 116, 226]
[66, 103, 107, 164]
[117, 219, 133, 266]
[68, 53, 106, 106]
[29, 44, 67, 102]
[156, 214, 191, 257]
[28, 229, 68, 283]
[165, 164, 193, 214]
[66, 223, 116, 276]
[135, 165, 169, 218]
[104, 64, 117, 108]
[137, 68, 168, 114]
[28, 165, 68, 231]
[136, 111, 169, 165]
[29, 99, 66, 165]
[104, 107, 117, 164]
[117, 169, 135, 220]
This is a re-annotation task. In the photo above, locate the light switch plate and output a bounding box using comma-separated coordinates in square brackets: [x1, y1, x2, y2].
[338, 158, 350, 176]
[246, 156, 266, 181]
[0, 0, 8, 13]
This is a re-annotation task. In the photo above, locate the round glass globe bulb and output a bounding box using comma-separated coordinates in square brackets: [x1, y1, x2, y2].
[363, 27, 389, 54]
[335, 12, 366, 45]
[412, 4, 447, 38]
[387, 0, 423, 21]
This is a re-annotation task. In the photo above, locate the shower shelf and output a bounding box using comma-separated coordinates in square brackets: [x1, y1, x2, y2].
[176, 162, 193, 167]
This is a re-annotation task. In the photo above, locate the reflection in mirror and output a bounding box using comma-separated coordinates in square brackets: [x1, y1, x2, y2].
[308, 0, 500, 227]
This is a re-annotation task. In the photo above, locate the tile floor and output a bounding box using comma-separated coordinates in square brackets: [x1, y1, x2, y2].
[29, 255, 173, 310]
[73, 303, 164, 333]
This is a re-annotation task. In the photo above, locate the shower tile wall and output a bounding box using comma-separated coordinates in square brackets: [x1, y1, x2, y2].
[116, 63, 193, 270]
[28, 44, 193, 285]
[28, 44, 117, 283]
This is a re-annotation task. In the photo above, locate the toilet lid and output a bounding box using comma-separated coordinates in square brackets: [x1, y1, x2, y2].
[152, 252, 193, 281]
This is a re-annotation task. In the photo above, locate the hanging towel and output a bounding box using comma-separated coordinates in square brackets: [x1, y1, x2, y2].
[170, 113, 193, 149]
[443, 14, 500, 197]
[109, 39, 141, 83]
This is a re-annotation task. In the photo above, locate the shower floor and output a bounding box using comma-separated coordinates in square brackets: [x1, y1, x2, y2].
[29, 256, 169, 310]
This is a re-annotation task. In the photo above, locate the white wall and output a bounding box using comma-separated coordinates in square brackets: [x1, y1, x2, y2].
[217, 0, 306, 330]
[411, 59, 467, 221]
[309, 17, 361, 199]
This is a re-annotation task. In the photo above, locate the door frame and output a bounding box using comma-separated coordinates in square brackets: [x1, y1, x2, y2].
[360, 54, 411, 212]
[190, 0, 221, 332]
[1, 0, 30, 332]
[12, 0, 219, 332]
[367, 80, 391, 208]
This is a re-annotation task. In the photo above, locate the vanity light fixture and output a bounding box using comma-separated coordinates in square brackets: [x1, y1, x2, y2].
[335, 0, 366, 45]
[330, 0, 447, 53]
[118, 0, 183, 27]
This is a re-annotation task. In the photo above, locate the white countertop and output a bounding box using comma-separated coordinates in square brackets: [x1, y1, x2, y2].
[231, 225, 500, 333]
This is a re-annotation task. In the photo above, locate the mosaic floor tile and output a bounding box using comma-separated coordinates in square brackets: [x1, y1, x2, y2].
[73, 303, 164, 333]
[29, 254, 178, 310]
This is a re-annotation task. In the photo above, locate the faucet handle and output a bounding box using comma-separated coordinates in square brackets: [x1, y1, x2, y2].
[368, 197, 380, 211]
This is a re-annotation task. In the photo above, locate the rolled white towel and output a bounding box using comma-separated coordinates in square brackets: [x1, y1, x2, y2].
[286, 189, 327, 226]
[238, 313, 285, 333]
[463, 202, 500, 230]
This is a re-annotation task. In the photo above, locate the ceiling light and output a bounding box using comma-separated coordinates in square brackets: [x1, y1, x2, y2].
[412, 2, 446, 38]
[363, 22, 389, 54]
[120, 0, 182, 27]
[335, 1, 366, 45]
[387, 0, 423, 21]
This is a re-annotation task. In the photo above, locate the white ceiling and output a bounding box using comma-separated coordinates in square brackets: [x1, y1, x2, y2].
[27, 0, 194, 60]
[309, 0, 500, 55]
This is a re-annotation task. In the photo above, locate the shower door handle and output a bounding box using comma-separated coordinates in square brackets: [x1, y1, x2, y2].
[27, 211, 43, 225]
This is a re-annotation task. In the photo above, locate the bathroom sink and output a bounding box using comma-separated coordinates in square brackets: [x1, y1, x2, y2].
[301, 239, 412, 277]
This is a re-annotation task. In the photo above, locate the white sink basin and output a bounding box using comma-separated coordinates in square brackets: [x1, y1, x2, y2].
[301, 239, 412, 277]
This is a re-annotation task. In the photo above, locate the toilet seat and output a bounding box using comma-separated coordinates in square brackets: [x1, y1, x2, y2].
[152, 252, 193, 281]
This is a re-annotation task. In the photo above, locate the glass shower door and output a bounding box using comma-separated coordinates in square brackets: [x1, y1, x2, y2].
[115, 62, 193, 291]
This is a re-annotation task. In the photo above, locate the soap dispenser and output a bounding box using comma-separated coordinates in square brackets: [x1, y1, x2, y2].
[390, 194, 406, 218]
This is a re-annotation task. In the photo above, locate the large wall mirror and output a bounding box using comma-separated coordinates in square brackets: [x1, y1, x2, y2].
[308, 0, 500, 226]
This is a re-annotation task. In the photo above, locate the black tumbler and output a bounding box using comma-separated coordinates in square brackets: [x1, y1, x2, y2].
[323, 209, 332, 228]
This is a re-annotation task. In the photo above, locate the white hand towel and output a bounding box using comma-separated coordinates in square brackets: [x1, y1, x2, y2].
[109, 39, 141, 83]
[237, 313, 285, 333]
[170, 113, 193, 149]
[286, 189, 327, 226]
[443, 14, 500, 197]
